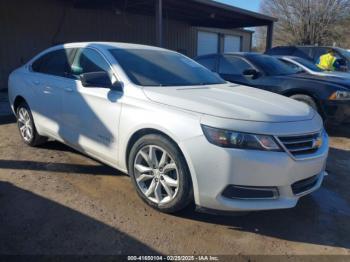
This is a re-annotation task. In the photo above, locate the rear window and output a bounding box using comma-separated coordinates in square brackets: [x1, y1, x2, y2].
[267, 46, 313, 61]
[266, 47, 294, 55]
[312, 47, 328, 62]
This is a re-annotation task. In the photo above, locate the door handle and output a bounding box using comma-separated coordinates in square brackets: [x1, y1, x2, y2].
[65, 87, 73, 93]
[43, 86, 52, 94]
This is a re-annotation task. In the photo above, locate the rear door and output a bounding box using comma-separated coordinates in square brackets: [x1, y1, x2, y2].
[62, 47, 123, 164]
[30, 48, 75, 138]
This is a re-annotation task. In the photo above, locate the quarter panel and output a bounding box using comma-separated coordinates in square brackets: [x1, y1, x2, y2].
[8, 67, 47, 134]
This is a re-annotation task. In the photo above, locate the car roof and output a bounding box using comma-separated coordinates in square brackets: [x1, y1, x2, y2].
[195, 52, 262, 59]
[275, 55, 301, 60]
[272, 45, 333, 48]
[224, 52, 260, 56]
[269, 45, 350, 53]
[49, 42, 171, 52]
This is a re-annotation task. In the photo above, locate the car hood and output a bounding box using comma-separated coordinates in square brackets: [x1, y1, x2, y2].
[319, 72, 350, 80]
[289, 73, 350, 89]
[143, 84, 315, 123]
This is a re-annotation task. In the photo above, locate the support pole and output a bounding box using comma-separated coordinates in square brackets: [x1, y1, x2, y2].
[155, 0, 163, 47]
[266, 22, 274, 51]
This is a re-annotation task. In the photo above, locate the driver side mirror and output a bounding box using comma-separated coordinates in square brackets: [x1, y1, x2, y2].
[80, 71, 123, 91]
[243, 69, 260, 79]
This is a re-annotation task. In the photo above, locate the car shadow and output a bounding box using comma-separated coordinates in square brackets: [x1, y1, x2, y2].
[0, 140, 124, 177]
[0, 181, 160, 255]
[326, 123, 350, 138]
[0, 159, 119, 176]
[0, 115, 16, 125]
[38, 140, 82, 153]
[175, 146, 350, 250]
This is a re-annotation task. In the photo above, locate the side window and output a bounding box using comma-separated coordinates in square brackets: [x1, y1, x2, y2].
[71, 48, 111, 76]
[219, 56, 253, 75]
[31, 49, 73, 78]
[196, 56, 217, 71]
[280, 59, 301, 70]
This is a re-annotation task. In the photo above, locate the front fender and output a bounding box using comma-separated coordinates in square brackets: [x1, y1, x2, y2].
[117, 98, 203, 205]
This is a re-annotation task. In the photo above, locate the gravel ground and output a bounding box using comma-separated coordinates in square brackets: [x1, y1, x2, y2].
[0, 106, 349, 256]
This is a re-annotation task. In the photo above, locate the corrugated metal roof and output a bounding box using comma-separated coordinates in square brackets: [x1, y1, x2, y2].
[193, 0, 277, 22]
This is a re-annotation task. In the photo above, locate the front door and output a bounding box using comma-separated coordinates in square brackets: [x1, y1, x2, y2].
[62, 48, 123, 164]
[218, 55, 254, 85]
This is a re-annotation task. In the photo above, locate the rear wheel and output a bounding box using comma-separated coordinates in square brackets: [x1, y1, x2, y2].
[128, 134, 193, 213]
[16, 102, 47, 146]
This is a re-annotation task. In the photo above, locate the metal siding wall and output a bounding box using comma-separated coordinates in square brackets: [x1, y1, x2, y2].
[0, 0, 158, 89]
[0, 0, 252, 89]
[164, 16, 194, 57]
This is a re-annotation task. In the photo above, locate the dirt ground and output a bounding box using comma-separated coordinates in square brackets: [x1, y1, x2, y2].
[0, 113, 350, 256]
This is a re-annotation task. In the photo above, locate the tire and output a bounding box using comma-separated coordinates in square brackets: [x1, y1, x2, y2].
[290, 94, 318, 112]
[16, 102, 47, 147]
[128, 134, 193, 213]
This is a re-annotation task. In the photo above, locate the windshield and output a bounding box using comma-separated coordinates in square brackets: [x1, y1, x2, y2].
[109, 49, 225, 86]
[248, 55, 300, 76]
[293, 57, 323, 72]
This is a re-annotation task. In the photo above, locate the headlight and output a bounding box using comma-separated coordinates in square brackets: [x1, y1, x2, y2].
[329, 91, 350, 100]
[201, 125, 282, 151]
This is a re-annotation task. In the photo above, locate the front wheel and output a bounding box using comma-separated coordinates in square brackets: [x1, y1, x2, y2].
[128, 134, 193, 213]
[289, 94, 327, 123]
[290, 94, 318, 112]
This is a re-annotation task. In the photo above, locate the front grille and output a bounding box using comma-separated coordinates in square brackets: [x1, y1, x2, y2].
[278, 132, 322, 157]
[292, 175, 319, 195]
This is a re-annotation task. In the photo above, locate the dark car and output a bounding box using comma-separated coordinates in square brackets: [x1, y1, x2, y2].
[194, 53, 350, 124]
[266, 46, 350, 72]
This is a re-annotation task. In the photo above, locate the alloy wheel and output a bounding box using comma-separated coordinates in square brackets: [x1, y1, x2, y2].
[18, 107, 33, 142]
[134, 145, 179, 204]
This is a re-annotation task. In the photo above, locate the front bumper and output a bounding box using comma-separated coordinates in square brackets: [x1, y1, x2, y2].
[321, 99, 350, 124]
[181, 131, 329, 212]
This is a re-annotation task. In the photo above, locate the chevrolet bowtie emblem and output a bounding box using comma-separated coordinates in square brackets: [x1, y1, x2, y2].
[312, 136, 323, 149]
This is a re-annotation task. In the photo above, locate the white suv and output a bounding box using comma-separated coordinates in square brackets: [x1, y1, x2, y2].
[8, 42, 329, 213]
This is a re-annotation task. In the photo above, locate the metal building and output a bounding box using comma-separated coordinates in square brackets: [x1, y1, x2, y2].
[0, 0, 276, 89]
